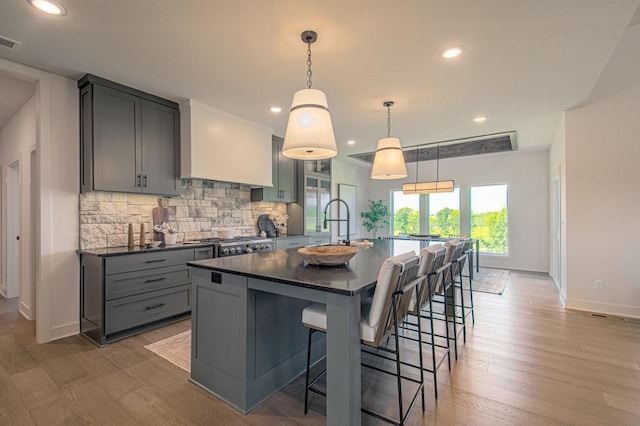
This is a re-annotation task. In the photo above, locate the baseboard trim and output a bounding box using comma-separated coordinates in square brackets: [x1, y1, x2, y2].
[565, 298, 640, 319]
[19, 301, 32, 320]
[551, 276, 567, 307]
[50, 321, 80, 341]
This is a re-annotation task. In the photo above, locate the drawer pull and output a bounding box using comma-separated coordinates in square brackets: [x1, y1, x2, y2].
[145, 303, 166, 311]
[145, 277, 166, 284]
[145, 259, 167, 264]
[197, 250, 211, 254]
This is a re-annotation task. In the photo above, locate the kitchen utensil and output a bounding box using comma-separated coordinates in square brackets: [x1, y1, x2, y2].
[218, 229, 236, 239]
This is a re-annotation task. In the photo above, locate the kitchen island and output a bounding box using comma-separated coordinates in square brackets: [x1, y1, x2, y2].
[187, 239, 434, 425]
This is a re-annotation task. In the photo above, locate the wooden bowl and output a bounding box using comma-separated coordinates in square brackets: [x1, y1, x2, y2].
[297, 245, 358, 266]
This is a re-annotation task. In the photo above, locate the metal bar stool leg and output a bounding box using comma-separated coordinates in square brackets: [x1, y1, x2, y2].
[304, 328, 313, 415]
[447, 269, 458, 361]
[458, 264, 467, 343]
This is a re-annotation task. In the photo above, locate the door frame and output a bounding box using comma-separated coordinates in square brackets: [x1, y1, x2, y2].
[1, 57, 80, 343]
[6, 158, 21, 299]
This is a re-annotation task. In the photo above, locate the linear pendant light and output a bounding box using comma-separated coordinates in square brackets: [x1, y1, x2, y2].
[282, 30, 337, 160]
[371, 101, 408, 179]
[402, 144, 454, 194]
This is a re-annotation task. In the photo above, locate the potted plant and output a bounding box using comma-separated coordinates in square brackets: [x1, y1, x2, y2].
[361, 199, 390, 238]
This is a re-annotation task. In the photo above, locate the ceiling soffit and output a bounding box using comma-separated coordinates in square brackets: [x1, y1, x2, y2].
[349, 132, 517, 164]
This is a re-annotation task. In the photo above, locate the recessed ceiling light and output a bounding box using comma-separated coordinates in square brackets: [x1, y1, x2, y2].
[347, 140, 356, 145]
[473, 115, 487, 123]
[28, 0, 66, 16]
[440, 46, 464, 59]
[269, 106, 282, 113]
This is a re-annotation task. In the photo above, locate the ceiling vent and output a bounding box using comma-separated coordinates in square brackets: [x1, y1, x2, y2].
[349, 131, 517, 164]
[0, 35, 22, 51]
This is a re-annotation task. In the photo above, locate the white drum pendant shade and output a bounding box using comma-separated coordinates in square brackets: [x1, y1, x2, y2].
[371, 137, 408, 179]
[282, 89, 337, 160]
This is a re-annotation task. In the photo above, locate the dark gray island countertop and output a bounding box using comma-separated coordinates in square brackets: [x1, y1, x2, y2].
[188, 238, 432, 295]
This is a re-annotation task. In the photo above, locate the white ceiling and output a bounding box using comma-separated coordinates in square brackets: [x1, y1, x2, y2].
[0, 0, 638, 163]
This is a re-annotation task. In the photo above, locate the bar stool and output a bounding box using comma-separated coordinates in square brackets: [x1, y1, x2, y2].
[302, 252, 424, 426]
[459, 237, 476, 324]
[401, 244, 449, 400]
[429, 240, 465, 359]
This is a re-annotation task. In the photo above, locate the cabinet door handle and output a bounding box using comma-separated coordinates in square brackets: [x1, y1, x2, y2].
[145, 302, 166, 311]
[144, 277, 166, 284]
[137, 174, 142, 187]
[145, 259, 167, 264]
[143, 175, 148, 187]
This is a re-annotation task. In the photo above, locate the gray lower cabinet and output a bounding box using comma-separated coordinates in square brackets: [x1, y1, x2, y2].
[307, 233, 331, 246]
[80, 247, 211, 346]
[275, 236, 309, 250]
[79, 74, 180, 196]
[190, 269, 323, 414]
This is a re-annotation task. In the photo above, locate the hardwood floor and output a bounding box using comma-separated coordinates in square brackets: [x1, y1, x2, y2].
[1, 271, 639, 425]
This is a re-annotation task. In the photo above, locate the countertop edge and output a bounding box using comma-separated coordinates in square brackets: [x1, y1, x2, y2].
[78, 243, 214, 257]
[187, 261, 364, 296]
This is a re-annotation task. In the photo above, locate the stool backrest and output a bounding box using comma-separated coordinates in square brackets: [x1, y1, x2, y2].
[444, 240, 464, 282]
[368, 252, 420, 346]
[413, 245, 446, 312]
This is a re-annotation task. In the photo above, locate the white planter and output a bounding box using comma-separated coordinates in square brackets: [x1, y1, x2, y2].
[165, 233, 177, 245]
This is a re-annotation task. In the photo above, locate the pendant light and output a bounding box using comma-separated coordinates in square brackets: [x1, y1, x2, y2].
[371, 101, 408, 179]
[402, 144, 454, 194]
[282, 30, 337, 160]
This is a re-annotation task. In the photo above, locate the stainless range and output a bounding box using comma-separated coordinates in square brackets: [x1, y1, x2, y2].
[193, 237, 275, 257]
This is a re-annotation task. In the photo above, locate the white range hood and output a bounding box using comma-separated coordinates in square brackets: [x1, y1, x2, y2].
[180, 99, 273, 187]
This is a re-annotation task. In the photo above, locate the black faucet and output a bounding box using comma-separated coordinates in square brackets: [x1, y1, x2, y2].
[323, 198, 350, 246]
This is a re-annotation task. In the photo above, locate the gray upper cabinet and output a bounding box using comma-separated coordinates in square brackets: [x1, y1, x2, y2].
[79, 74, 180, 196]
[251, 136, 296, 203]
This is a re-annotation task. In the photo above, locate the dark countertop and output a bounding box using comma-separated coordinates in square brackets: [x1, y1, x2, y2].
[78, 242, 213, 257]
[188, 239, 435, 296]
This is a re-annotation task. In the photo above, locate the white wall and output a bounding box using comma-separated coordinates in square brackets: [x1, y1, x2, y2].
[366, 149, 550, 272]
[0, 95, 36, 318]
[564, 85, 640, 318]
[0, 58, 79, 343]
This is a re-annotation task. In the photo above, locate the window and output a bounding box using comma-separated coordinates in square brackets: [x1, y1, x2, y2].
[392, 191, 420, 235]
[427, 188, 460, 237]
[470, 184, 508, 254]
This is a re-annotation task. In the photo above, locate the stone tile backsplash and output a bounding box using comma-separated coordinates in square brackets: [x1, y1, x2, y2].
[79, 179, 287, 249]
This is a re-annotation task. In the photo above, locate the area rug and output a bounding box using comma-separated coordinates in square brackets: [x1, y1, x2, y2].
[463, 268, 509, 295]
[144, 330, 191, 372]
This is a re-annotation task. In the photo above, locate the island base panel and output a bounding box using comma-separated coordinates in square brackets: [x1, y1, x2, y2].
[190, 269, 325, 413]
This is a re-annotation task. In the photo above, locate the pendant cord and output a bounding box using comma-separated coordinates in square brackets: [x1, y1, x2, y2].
[387, 105, 391, 138]
[306, 43, 313, 89]
[436, 144, 440, 181]
[415, 147, 419, 182]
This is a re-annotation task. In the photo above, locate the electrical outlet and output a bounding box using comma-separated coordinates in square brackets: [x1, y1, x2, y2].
[595, 280, 604, 290]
